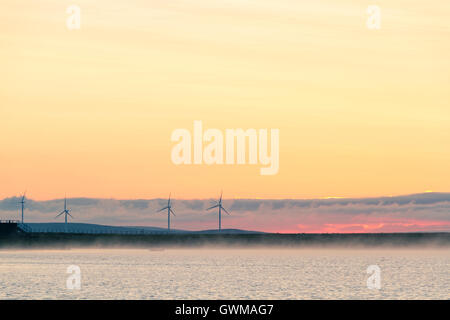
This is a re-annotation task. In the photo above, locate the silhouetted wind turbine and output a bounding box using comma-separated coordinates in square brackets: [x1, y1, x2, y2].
[19, 191, 26, 223]
[56, 197, 73, 224]
[157, 193, 175, 232]
[207, 191, 229, 232]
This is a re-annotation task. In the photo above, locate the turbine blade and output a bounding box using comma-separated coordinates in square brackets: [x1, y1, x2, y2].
[170, 208, 176, 216]
[221, 206, 230, 214]
[56, 211, 64, 218]
[67, 212, 74, 218]
[157, 206, 169, 212]
[206, 204, 219, 210]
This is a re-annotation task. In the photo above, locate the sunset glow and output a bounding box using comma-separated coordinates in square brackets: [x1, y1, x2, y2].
[1, 0, 449, 232]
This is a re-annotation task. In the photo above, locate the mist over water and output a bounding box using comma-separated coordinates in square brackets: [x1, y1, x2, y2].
[0, 247, 448, 299]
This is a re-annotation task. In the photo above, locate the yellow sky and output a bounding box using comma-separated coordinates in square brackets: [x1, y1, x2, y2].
[1, 0, 449, 200]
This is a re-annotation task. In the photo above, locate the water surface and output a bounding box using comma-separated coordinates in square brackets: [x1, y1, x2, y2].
[0, 248, 448, 299]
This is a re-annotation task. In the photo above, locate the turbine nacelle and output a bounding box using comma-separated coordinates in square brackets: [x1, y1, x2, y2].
[207, 191, 230, 231]
[18, 191, 26, 224]
[18, 191, 26, 205]
[157, 193, 175, 232]
[55, 197, 73, 223]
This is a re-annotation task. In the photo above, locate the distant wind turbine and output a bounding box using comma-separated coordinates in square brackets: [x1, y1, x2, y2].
[157, 193, 175, 232]
[207, 191, 229, 232]
[19, 191, 26, 223]
[56, 197, 73, 224]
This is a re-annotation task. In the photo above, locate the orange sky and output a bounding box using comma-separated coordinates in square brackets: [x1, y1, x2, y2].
[1, 0, 450, 200]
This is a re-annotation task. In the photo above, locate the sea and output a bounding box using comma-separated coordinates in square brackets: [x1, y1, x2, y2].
[0, 248, 448, 299]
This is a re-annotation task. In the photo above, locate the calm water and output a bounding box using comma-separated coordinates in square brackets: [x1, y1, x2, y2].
[0, 248, 448, 299]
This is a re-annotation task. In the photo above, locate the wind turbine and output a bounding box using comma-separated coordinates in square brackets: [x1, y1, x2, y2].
[56, 197, 73, 224]
[157, 193, 175, 232]
[19, 191, 26, 223]
[207, 191, 229, 232]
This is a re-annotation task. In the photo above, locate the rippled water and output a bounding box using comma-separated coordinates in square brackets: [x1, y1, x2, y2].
[0, 248, 448, 299]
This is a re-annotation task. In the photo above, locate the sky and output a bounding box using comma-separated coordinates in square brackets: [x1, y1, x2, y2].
[1, 1, 450, 219]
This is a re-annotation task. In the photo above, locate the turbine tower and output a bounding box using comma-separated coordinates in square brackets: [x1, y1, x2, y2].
[157, 193, 175, 232]
[56, 197, 73, 224]
[19, 192, 26, 223]
[207, 191, 229, 232]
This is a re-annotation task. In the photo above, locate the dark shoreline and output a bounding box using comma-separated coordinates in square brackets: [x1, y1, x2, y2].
[1, 232, 449, 249]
